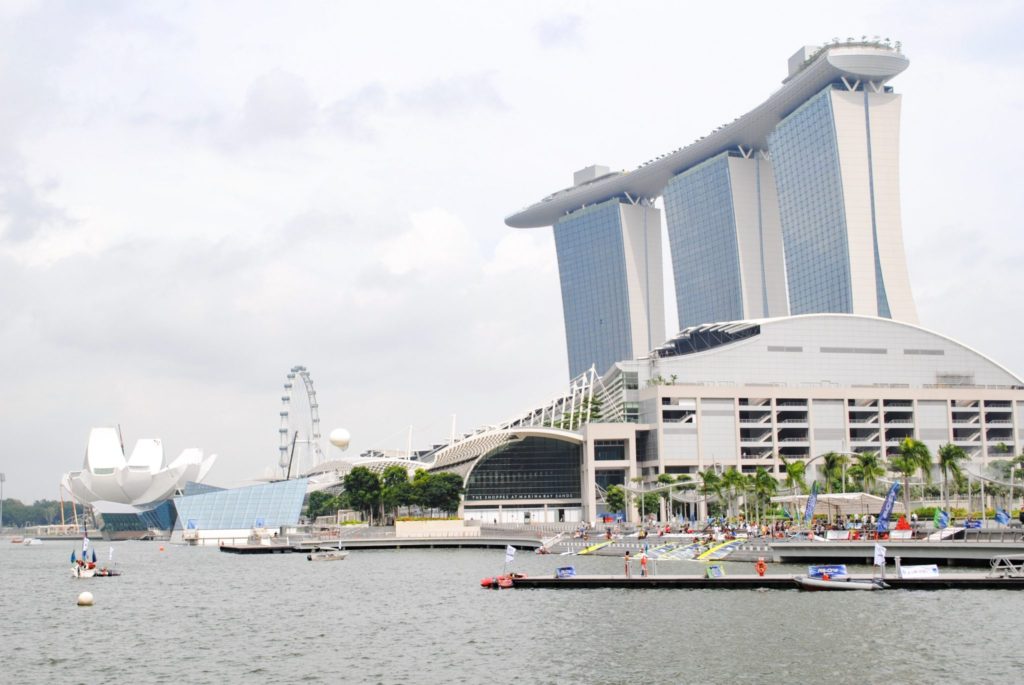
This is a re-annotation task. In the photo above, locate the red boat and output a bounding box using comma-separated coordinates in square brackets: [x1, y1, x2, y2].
[480, 573, 525, 589]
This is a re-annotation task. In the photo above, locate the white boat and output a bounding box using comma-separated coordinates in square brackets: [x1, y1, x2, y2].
[72, 562, 97, 578]
[307, 549, 349, 561]
[793, 575, 888, 591]
[23, 538, 43, 545]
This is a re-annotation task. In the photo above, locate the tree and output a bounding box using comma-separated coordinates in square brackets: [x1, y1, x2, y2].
[853, 451, 885, 494]
[656, 473, 675, 519]
[639, 492, 661, 520]
[888, 438, 932, 517]
[753, 467, 778, 523]
[936, 443, 968, 514]
[306, 490, 340, 520]
[699, 468, 722, 520]
[821, 452, 849, 494]
[416, 472, 465, 517]
[720, 467, 745, 519]
[603, 484, 625, 515]
[381, 465, 413, 520]
[342, 466, 381, 523]
[780, 457, 807, 494]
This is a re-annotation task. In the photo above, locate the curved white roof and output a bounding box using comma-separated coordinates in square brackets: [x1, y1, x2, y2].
[506, 43, 908, 228]
[630, 314, 1024, 389]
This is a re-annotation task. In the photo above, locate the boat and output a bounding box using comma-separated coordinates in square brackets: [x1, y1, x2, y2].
[307, 549, 349, 561]
[10, 536, 24, 543]
[793, 575, 889, 591]
[480, 572, 526, 589]
[23, 537, 43, 545]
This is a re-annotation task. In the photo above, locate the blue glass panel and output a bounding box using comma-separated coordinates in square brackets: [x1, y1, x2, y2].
[768, 87, 852, 314]
[554, 200, 633, 377]
[663, 154, 744, 327]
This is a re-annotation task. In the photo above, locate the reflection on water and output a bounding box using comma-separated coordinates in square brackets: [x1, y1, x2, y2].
[0, 542, 1019, 684]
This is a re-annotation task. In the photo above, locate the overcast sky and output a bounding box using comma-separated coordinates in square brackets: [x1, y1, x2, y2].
[2, 1, 1023, 502]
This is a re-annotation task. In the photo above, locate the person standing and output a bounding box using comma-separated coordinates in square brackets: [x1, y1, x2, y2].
[639, 551, 649, 577]
[624, 550, 632, 578]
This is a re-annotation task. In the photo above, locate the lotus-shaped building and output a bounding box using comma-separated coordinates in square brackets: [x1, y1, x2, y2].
[63, 427, 217, 506]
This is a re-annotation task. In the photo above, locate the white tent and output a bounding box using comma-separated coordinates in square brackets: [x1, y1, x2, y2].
[770, 492, 905, 518]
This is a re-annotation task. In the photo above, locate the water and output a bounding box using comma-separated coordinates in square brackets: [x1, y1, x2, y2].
[1, 541, 1022, 684]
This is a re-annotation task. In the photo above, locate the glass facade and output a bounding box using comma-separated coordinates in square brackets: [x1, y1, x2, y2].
[465, 437, 581, 501]
[663, 154, 744, 327]
[554, 200, 633, 378]
[173, 478, 308, 530]
[768, 87, 852, 315]
[96, 500, 178, 534]
[595, 469, 625, 489]
[594, 440, 626, 461]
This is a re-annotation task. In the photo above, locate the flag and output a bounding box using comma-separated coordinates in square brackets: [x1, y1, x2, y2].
[91, 548, 97, 563]
[109, 547, 114, 562]
[782, 508, 792, 519]
[996, 508, 1010, 525]
[82, 535, 90, 554]
[505, 545, 516, 564]
[70, 550, 76, 563]
[874, 543, 887, 567]
[934, 509, 949, 529]
[877, 481, 900, 533]
[803, 481, 819, 523]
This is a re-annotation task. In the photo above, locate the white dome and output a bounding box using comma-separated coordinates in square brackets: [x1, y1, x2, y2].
[329, 428, 351, 450]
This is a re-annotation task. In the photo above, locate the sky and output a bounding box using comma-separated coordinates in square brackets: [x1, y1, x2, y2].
[2, 0, 1023, 502]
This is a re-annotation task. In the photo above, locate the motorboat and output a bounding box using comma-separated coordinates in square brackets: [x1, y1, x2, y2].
[480, 572, 526, 589]
[794, 575, 888, 591]
[307, 549, 349, 561]
[23, 538, 43, 545]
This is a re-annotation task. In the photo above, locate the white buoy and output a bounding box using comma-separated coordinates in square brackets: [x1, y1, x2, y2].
[77, 591, 94, 607]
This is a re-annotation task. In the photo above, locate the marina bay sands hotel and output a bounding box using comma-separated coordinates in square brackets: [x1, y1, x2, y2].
[507, 40, 917, 378]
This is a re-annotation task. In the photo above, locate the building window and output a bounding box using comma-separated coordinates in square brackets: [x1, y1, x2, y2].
[594, 440, 626, 461]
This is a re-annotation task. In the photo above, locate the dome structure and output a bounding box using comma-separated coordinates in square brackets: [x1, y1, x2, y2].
[63, 427, 217, 506]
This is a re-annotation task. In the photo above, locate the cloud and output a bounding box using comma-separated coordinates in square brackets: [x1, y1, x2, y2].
[0, 159, 74, 243]
[240, 70, 318, 141]
[536, 14, 584, 48]
[377, 208, 477, 277]
[398, 72, 507, 115]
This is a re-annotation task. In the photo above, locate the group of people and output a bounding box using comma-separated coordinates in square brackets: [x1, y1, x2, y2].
[622, 550, 649, 577]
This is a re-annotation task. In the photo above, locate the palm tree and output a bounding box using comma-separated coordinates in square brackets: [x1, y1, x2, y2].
[753, 467, 778, 523]
[780, 456, 807, 494]
[821, 452, 849, 493]
[936, 443, 968, 514]
[854, 451, 885, 494]
[888, 438, 932, 517]
[720, 467, 746, 519]
[699, 468, 722, 521]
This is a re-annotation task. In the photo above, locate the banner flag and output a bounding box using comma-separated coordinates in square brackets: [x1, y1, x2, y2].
[91, 548, 97, 563]
[82, 535, 90, 554]
[874, 543, 887, 567]
[505, 545, 516, 564]
[996, 508, 1010, 525]
[70, 550, 76, 563]
[933, 508, 949, 529]
[803, 481, 819, 523]
[877, 482, 901, 533]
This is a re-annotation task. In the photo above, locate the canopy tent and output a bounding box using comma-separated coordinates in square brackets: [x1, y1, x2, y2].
[770, 492, 905, 518]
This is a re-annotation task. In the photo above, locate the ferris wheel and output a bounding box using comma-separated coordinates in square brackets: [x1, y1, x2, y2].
[278, 365, 324, 477]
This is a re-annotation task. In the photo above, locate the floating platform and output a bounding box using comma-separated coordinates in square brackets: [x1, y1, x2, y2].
[510, 573, 1024, 591]
[218, 544, 297, 554]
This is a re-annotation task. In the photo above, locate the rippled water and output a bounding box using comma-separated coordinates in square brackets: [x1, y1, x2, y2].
[1, 541, 1021, 684]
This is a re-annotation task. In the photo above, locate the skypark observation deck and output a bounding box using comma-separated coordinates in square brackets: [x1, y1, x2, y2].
[505, 41, 907, 228]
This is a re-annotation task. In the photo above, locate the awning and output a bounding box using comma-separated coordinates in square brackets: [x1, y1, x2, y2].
[770, 492, 905, 517]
